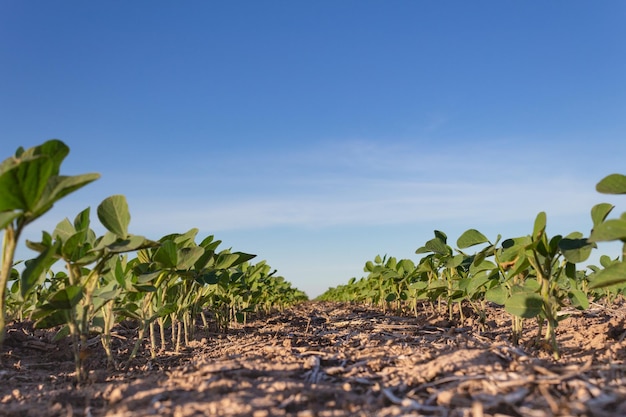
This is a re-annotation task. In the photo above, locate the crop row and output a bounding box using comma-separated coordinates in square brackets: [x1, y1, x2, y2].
[318, 174, 626, 359]
[0, 140, 307, 383]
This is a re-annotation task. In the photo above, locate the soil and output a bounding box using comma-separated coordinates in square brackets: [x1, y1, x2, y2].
[2, 300, 626, 417]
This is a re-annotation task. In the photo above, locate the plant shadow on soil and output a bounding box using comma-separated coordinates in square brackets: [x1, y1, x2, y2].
[2, 300, 626, 417]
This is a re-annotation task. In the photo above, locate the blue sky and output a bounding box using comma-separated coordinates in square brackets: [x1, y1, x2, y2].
[2, 1, 625, 297]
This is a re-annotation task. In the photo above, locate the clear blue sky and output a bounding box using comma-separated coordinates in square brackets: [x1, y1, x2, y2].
[2, 1, 625, 297]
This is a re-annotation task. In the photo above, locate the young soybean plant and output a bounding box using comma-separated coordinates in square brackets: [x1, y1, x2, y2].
[587, 174, 626, 290]
[458, 213, 593, 359]
[24, 195, 158, 382]
[0, 140, 99, 351]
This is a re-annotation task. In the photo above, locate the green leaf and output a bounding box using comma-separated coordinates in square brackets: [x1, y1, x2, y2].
[446, 254, 465, 269]
[24, 139, 69, 175]
[215, 251, 256, 269]
[469, 259, 497, 274]
[25, 231, 53, 253]
[504, 292, 543, 318]
[44, 286, 84, 310]
[589, 262, 626, 289]
[589, 219, 626, 242]
[73, 207, 91, 231]
[0, 155, 53, 212]
[21, 241, 60, 297]
[91, 231, 117, 251]
[466, 271, 492, 295]
[559, 233, 593, 263]
[0, 140, 96, 220]
[33, 173, 100, 218]
[415, 246, 430, 254]
[154, 303, 177, 319]
[197, 270, 220, 285]
[97, 195, 130, 238]
[533, 212, 547, 240]
[199, 235, 221, 251]
[173, 228, 199, 247]
[457, 229, 489, 249]
[214, 252, 243, 269]
[424, 237, 451, 256]
[52, 217, 77, 242]
[564, 262, 577, 280]
[485, 285, 507, 305]
[568, 289, 589, 310]
[599, 255, 617, 268]
[591, 203, 614, 228]
[177, 246, 205, 270]
[61, 230, 90, 261]
[104, 235, 158, 254]
[0, 211, 20, 229]
[33, 310, 67, 329]
[596, 173, 626, 194]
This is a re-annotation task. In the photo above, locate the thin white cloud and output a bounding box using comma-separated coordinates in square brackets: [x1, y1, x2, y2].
[107, 138, 615, 236]
[130, 177, 602, 234]
[18, 139, 619, 241]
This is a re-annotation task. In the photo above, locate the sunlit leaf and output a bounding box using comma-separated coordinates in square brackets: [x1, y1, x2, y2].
[505, 292, 543, 318]
[424, 237, 451, 256]
[589, 219, 626, 242]
[533, 212, 547, 240]
[559, 233, 593, 263]
[97, 195, 130, 238]
[596, 173, 626, 194]
[589, 262, 626, 289]
[568, 289, 589, 310]
[20, 240, 61, 297]
[73, 207, 91, 231]
[485, 285, 507, 305]
[34, 173, 100, 218]
[591, 203, 614, 227]
[177, 246, 205, 270]
[457, 229, 489, 249]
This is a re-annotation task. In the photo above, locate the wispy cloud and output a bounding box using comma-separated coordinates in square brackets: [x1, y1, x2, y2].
[24, 139, 611, 238]
[131, 176, 601, 234]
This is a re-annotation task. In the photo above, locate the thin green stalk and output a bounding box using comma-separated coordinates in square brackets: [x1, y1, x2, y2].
[101, 302, 115, 368]
[128, 295, 153, 363]
[158, 317, 167, 351]
[0, 224, 25, 353]
[175, 321, 182, 353]
[149, 321, 157, 359]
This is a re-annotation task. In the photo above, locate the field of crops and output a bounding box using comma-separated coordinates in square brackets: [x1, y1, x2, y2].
[2, 140, 626, 416]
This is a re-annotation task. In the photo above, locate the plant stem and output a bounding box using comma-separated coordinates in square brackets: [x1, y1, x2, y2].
[0, 225, 21, 352]
[149, 321, 157, 359]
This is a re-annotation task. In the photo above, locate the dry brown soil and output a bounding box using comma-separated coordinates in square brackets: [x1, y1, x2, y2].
[2, 300, 626, 417]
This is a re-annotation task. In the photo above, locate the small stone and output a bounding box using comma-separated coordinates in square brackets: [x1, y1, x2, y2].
[109, 387, 124, 404]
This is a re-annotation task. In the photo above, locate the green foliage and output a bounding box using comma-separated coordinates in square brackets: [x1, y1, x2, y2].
[596, 174, 626, 194]
[24, 196, 157, 381]
[587, 173, 626, 288]
[0, 140, 99, 350]
[320, 211, 601, 359]
[1, 140, 307, 383]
